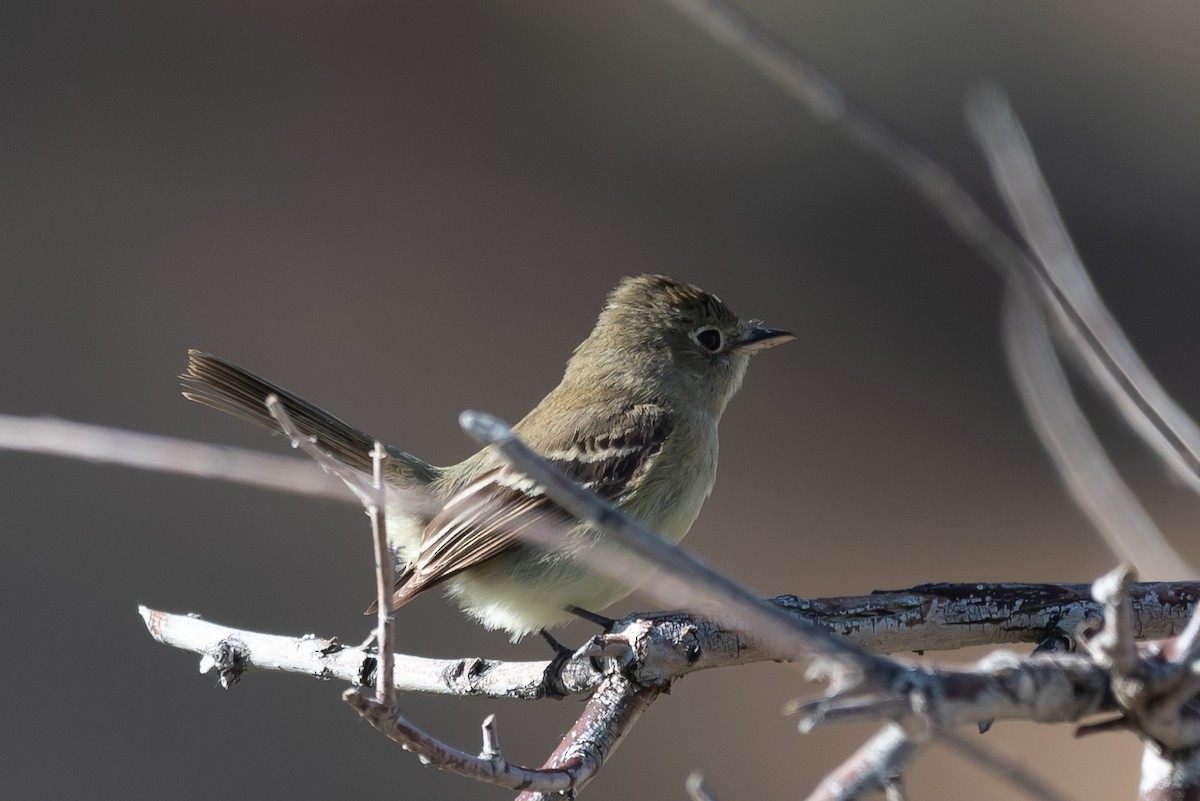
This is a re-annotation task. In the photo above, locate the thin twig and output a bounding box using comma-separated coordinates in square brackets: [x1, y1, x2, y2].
[265, 395, 384, 509]
[480, 714, 502, 762]
[369, 440, 395, 707]
[343, 688, 587, 794]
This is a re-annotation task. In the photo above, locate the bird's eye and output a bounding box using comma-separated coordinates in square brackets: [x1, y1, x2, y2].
[692, 326, 723, 352]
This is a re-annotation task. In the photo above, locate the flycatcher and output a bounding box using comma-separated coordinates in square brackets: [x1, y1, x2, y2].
[182, 274, 792, 639]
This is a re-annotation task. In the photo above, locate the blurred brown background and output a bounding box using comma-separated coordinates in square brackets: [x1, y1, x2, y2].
[3, 2, 1199, 799]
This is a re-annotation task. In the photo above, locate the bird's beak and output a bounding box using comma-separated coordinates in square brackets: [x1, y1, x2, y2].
[734, 325, 795, 353]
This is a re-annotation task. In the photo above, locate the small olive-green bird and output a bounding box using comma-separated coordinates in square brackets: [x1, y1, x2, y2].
[182, 275, 792, 639]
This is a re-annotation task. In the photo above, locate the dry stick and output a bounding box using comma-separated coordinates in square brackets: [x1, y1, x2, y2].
[459, 412, 918, 797]
[265, 395, 383, 507]
[1088, 567, 1139, 675]
[262, 397, 398, 688]
[455, 414, 1138, 798]
[798, 567, 1200, 801]
[369, 440, 395, 707]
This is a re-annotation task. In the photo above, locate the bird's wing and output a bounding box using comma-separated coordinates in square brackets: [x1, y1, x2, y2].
[382, 404, 673, 609]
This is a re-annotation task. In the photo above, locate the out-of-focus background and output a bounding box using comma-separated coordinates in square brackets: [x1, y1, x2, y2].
[3, 2, 1199, 798]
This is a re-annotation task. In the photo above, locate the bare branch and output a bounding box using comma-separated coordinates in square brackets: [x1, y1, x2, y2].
[265, 395, 389, 510]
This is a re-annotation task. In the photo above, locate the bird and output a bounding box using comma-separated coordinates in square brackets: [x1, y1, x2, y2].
[181, 274, 793, 640]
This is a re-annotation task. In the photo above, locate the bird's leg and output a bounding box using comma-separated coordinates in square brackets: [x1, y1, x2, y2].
[538, 629, 577, 699]
[565, 605, 616, 632]
[539, 628, 574, 658]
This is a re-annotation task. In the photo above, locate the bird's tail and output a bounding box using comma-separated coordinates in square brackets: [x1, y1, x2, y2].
[180, 350, 441, 487]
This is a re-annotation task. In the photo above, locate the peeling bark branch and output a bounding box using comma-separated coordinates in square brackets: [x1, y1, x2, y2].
[139, 581, 1200, 698]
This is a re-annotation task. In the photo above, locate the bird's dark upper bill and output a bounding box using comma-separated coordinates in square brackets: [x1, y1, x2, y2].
[735, 326, 795, 353]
